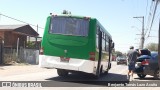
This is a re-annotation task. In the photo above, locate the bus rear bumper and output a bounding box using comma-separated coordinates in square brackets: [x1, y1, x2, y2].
[39, 55, 95, 74]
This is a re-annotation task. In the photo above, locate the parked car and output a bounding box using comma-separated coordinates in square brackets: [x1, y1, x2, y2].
[134, 50, 160, 79]
[116, 56, 127, 65]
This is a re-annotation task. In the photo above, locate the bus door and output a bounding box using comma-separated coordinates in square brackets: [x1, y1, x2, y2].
[96, 28, 102, 76]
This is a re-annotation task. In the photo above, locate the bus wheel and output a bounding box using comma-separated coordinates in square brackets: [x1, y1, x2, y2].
[57, 69, 69, 77]
[94, 73, 100, 79]
[94, 66, 103, 79]
[104, 70, 108, 75]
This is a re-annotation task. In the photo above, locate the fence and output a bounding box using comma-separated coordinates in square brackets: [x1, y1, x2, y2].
[3, 47, 39, 65]
[0, 43, 3, 64]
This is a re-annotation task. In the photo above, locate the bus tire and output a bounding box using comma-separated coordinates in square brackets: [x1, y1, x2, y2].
[93, 66, 102, 79]
[57, 69, 68, 77]
[104, 70, 108, 75]
[93, 69, 101, 79]
[104, 63, 111, 75]
[94, 74, 100, 79]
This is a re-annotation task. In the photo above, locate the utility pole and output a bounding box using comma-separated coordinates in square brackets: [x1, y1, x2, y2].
[35, 24, 38, 49]
[153, 0, 160, 70]
[37, 24, 38, 33]
[133, 16, 145, 49]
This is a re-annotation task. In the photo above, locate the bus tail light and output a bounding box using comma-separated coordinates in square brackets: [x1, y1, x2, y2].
[40, 47, 44, 55]
[89, 52, 95, 61]
[141, 59, 149, 65]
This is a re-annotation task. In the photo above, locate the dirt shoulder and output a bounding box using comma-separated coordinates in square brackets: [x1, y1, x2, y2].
[0, 64, 50, 77]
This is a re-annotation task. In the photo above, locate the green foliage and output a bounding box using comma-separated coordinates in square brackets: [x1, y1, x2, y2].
[26, 41, 35, 48]
[114, 51, 123, 57]
[145, 43, 158, 51]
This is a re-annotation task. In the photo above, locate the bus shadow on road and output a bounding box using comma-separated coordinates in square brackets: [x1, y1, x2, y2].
[45, 72, 129, 86]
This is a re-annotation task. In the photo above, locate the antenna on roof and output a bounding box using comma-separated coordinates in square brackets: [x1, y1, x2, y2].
[62, 10, 71, 15]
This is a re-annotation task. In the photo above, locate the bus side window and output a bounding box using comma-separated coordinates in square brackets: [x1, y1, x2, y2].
[96, 26, 100, 49]
[102, 32, 104, 39]
[102, 38, 105, 51]
[96, 34, 98, 48]
[105, 36, 109, 52]
[105, 35, 106, 51]
[102, 32, 105, 51]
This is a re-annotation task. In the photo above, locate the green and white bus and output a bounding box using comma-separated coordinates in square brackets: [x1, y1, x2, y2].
[39, 14, 114, 77]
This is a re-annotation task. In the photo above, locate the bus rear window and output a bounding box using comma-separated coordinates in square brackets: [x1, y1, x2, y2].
[49, 16, 89, 36]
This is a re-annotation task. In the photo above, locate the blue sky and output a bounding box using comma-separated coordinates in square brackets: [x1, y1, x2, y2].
[0, 0, 159, 53]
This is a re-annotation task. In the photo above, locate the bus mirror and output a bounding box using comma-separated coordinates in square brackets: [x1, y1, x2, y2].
[111, 42, 115, 48]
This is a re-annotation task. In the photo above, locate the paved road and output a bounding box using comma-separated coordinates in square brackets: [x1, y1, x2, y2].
[0, 62, 128, 81]
[0, 62, 160, 90]
[0, 62, 157, 81]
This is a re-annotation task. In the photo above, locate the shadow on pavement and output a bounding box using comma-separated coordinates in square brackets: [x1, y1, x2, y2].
[134, 77, 157, 80]
[46, 72, 129, 86]
[0, 64, 12, 66]
[0, 64, 12, 70]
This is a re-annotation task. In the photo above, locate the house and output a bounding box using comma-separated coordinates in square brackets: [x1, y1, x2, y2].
[0, 24, 39, 48]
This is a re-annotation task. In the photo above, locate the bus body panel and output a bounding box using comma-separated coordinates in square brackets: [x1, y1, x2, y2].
[41, 16, 96, 60]
[39, 15, 113, 75]
[39, 55, 96, 74]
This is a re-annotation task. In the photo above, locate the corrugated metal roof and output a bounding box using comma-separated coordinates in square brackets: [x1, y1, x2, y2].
[0, 24, 39, 36]
[0, 24, 27, 30]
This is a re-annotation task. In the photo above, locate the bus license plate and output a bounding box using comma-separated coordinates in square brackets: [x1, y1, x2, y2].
[60, 57, 69, 62]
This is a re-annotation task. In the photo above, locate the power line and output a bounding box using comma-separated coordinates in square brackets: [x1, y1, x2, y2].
[145, 1, 154, 36]
[145, 0, 149, 25]
[0, 13, 44, 29]
[154, 11, 160, 23]
[147, 0, 159, 38]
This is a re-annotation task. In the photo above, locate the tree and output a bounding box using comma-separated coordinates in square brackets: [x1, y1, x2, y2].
[114, 51, 123, 57]
[145, 43, 158, 51]
[26, 41, 35, 48]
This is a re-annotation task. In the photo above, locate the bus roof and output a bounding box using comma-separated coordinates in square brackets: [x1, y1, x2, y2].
[96, 20, 112, 39]
[49, 14, 112, 39]
[49, 14, 96, 19]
